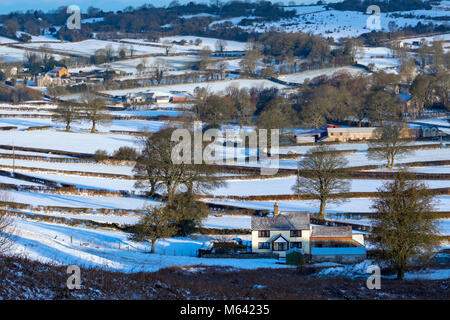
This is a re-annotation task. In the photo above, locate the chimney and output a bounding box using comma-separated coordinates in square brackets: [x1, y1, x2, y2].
[273, 202, 279, 215]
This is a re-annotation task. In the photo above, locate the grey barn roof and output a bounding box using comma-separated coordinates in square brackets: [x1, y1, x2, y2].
[327, 127, 377, 133]
[251, 212, 310, 231]
[311, 226, 353, 238]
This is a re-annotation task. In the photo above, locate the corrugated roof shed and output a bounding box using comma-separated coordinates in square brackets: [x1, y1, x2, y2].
[311, 226, 353, 238]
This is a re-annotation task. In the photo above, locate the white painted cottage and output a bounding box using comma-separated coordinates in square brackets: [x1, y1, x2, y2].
[251, 203, 366, 262]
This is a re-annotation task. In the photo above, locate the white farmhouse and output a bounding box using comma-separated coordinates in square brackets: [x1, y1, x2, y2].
[251, 203, 366, 263]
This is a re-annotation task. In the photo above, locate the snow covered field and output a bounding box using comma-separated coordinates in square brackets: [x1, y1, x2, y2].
[0, 46, 32, 62]
[356, 47, 400, 73]
[103, 79, 288, 97]
[18, 39, 167, 57]
[22, 172, 137, 191]
[244, 7, 449, 40]
[0, 116, 170, 133]
[227, 147, 450, 170]
[4, 190, 157, 209]
[0, 130, 138, 153]
[278, 66, 368, 84]
[0, 159, 134, 175]
[204, 196, 450, 214]
[210, 177, 450, 196]
[7, 218, 286, 272]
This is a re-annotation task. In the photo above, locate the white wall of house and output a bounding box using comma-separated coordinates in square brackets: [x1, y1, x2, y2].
[352, 234, 365, 246]
[251, 229, 311, 258]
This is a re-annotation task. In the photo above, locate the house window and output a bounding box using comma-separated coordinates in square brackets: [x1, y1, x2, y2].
[330, 133, 334, 136]
[258, 230, 270, 238]
[340, 132, 343, 136]
[258, 242, 270, 249]
[273, 242, 288, 251]
[290, 242, 302, 249]
[290, 230, 302, 237]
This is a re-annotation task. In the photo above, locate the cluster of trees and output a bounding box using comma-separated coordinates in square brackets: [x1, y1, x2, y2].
[90, 44, 134, 65]
[190, 71, 414, 135]
[191, 67, 448, 134]
[23, 47, 67, 75]
[192, 85, 256, 130]
[0, 84, 42, 102]
[409, 73, 449, 114]
[360, 22, 450, 47]
[52, 93, 111, 132]
[135, 59, 169, 85]
[48, 1, 296, 42]
[296, 72, 406, 128]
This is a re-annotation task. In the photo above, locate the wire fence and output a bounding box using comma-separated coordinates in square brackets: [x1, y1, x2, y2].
[65, 236, 200, 257]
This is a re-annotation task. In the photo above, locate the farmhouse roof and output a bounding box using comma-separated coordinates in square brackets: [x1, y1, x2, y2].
[251, 212, 310, 231]
[48, 67, 64, 72]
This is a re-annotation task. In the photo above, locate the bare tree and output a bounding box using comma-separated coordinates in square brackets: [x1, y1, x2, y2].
[134, 127, 223, 204]
[367, 125, 412, 168]
[216, 61, 228, 80]
[197, 46, 212, 71]
[80, 93, 111, 133]
[215, 39, 227, 53]
[104, 45, 115, 62]
[292, 145, 349, 219]
[129, 206, 177, 253]
[129, 45, 135, 57]
[239, 45, 262, 77]
[150, 60, 169, 84]
[162, 40, 174, 56]
[52, 100, 82, 131]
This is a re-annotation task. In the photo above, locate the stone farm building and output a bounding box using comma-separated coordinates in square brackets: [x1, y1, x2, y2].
[251, 203, 366, 263]
[295, 125, 378, 143]
[35, 67, 71, 87]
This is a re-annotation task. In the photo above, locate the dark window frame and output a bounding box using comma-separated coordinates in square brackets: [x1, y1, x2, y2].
[290, 230, 302, 237]
[258, 242, 270, 249]
[290, 242, 302, 249]
[258, 230, 270, 238]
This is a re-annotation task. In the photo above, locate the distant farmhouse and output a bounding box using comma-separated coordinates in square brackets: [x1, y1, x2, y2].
[251, 203, 366, 263]
[123, 91, 189, 105]
[295, 124, 378, 143]
[47, 67, 71, 79]
[35, 67, 71, 87]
